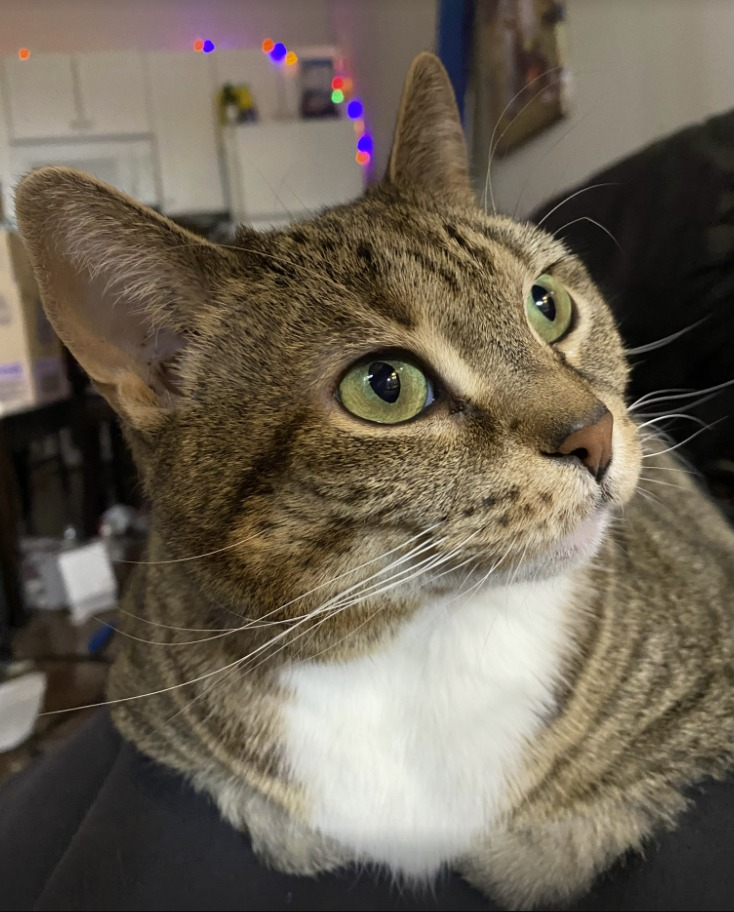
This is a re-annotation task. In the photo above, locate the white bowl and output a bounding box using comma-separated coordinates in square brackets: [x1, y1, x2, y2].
[0, 671, 47, 752]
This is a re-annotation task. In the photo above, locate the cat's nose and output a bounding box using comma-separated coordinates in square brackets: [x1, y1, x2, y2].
[552, 409, 614, 481]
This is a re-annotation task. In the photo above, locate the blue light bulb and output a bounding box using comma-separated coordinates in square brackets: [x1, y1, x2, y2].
[347, 99, 363, 120]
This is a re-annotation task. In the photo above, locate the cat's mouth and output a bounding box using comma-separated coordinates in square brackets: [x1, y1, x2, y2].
[507, 506, 612, 584]
[550, 507, 611, 563]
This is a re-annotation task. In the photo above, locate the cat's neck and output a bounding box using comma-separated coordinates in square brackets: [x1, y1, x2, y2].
[109, 534, 588, 823]
[277, 573, 582, 877]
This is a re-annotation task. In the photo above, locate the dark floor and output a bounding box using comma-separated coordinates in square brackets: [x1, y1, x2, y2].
[0, 612, 116, 783]
[1, 458, 143, 785]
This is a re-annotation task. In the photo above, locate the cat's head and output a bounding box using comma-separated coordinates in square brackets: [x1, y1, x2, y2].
[15, 53, 641, 656]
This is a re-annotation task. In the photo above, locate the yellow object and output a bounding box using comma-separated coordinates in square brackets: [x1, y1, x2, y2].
[218, 84, 258, 125]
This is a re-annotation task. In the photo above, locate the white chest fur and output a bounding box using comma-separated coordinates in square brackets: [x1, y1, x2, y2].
[279, 575, 577, 879]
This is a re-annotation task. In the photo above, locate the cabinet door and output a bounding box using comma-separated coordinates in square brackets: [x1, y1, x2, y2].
[228, 120, 363, 224]
[76, 52, 151, 135]
[3, 55, 78, 140]
[145, 52, 224, 215]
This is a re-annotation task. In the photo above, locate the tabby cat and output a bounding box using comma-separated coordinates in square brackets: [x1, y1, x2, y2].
[15, 53, 734, 909]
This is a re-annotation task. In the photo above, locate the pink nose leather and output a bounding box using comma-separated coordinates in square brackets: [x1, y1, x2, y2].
[555, 409, 614, 480]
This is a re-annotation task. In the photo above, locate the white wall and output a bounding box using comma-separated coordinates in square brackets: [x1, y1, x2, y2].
[328, 0, 438, 178]
[0, 0, 438, 180]
[487, 0, 734, 217]
[0, 0, 335, 53]
[12, 0, 730, 219]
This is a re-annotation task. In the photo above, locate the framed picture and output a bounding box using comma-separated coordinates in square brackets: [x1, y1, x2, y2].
[299, 58, 338, 119]
[473, 0, 568, 157]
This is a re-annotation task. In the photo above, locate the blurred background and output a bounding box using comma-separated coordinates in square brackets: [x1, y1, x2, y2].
[1, 0, 734, 776]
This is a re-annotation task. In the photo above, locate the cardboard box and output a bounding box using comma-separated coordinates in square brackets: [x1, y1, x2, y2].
[0, 230, 70, 416]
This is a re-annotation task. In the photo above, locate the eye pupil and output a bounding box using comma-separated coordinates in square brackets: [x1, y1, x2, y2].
[532, 284, 556, 321]
[368, 361, 400, 403]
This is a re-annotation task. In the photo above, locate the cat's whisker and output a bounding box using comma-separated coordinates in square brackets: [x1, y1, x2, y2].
[114, 529, 263, 566]
[150, 641, 259, 741]
[628, 388, 691, 411]
[637, 433, 702, 481]
[239, 158, 309, 224]
[641, 420, 725, 459]
[535, 183, 620, 230]
[628, 378, 734, 412]
[240, 530, 448, 633]
[633, 388, 732, 421]
[484, 66, 563, 214]
[41, 532, 453, 712]
[637, 463, 698, 476]
[37, 648, 266, 716]
[116, 524, 445, 637]
[296, 548, 490, 667]
[636, 488, 664, 507]
[278, 180, 314, 221]
[115, 610, 245, 635]
[458, 557, 481, 588]
[442, 540, 519, 610]
[624, 319, 708, 356]
[276, 534, 451, 626]
[637, 475, 691, 493]
[177, 533, 455, 679]
[117, 531, 447, 649]
[507, 539, 532, 589]
[298, 603, 392, 666]
[240, 530, 486, 674]
[109, 600, 303, 646]
[636, 413, 712, 431]
[430, 554, 481, 588]
[247, 546, 480, 674]
[296, 540, 460, 627]
[280, 552, 482, 669]
[80, 537, 462, 732]
[513, 110, 593, 219]
[550, 215, 621, 251]
[425, 550, 496, 592]
[632, 395, 718, 419]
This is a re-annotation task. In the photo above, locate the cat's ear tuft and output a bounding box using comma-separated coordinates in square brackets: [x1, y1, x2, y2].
[387, 52, 475, 207]
[15, 167, 230, 432]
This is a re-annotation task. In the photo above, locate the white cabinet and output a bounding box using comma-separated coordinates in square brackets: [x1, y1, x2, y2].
[0, 47, 357, 224]
[223, 119, 364, 230]
[3, 55, 77, 140]
[145, 52, 225, 215]
[75, 53, 150, 135]
[2, 52, 149, 140]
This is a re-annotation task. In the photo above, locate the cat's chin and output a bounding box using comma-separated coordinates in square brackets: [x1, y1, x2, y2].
[508, 508, 611, 584]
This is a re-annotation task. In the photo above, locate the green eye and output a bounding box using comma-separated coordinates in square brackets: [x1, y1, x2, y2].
[338, 358, 434, 424]
[525, 273, 574, 343]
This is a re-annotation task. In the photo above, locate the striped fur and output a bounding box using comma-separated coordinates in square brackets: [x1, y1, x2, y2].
[14, 53, 734, 909]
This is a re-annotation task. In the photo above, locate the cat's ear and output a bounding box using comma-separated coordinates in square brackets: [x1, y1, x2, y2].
[15, 167, 230, 432]
[387, 51, 475, 207]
